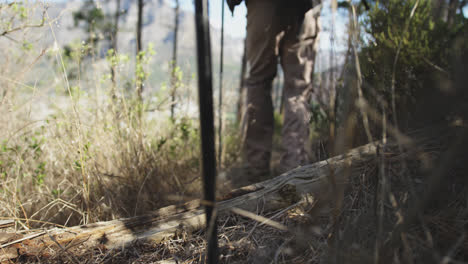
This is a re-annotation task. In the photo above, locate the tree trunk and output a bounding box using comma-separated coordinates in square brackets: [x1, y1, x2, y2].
[170, 0, 179, 120]
[329, 1, 337, 156]
[136, 0, 144, 101]
[0, 143, 378, 261]
[446, 0, 459, 27]
[433, 0, 448, 21]
[459, 0, 467, 15]
[110, 0, 120, 84]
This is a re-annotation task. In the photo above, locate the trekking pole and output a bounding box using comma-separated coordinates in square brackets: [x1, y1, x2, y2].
[218, 0, 225, 168]
[194, 0, 218, 263]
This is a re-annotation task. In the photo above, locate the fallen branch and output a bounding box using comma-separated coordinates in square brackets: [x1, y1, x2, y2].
[0, 142, 378, 260]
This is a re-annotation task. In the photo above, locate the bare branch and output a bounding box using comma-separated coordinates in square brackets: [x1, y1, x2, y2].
[0, 9, 47, 39]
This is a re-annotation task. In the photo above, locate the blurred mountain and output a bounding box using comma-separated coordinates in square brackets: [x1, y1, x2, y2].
[46, 0, 244, 91]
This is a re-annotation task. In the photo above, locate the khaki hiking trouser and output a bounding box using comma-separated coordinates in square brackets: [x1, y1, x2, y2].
[243, 0, 320, 177]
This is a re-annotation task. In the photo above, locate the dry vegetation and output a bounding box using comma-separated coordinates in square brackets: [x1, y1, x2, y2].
[1, 1, 468, 264]
[12, 128, 468, 263]
[1, 101, 211, 224]
[0, 2, 216, 228]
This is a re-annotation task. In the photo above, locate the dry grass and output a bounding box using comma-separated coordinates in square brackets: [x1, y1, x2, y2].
[12, 125, 468, 264]
[0, 90, 216, 225]
[2, 2, 468, 264]
[0, 2, 219, 228]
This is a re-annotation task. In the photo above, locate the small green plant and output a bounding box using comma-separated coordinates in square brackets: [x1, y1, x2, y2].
[105, 48, 130, 88]
[106, 48, 130, 71]
[51, 188, 63, 198]
[34, 162, 46, 185]
[11, 2, 28, 20]
[135, 43, 156, 94]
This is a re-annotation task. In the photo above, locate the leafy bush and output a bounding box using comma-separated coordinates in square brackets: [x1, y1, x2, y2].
[360, 0, 434, 109]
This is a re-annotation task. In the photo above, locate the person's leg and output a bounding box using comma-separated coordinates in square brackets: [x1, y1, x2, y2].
[243, 0, 282, 180]
[279, 5, 321, 173]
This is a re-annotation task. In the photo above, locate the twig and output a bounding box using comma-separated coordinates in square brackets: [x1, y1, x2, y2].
[0, 217, 67, 229]
[0, 9, 47, 38]
[245, 200, 303, 240]
[422, 57, 449, 76]
[134, 168, 156, 216]
[230, 207, 288, 231]
[0, 231, 46, 249]
[47, 230, 80, 264]
[0, 220, 14, 230]
[440, 233, 466, 264]
[349, 2, 373, 143]
[384, 128, 468, 254]
[390, 0, 420, 128]
[271, 238, 292, 264]
[374, 131, 387, 263]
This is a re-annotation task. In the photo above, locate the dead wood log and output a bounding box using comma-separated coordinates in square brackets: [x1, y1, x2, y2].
[0, 143, 378, 260]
